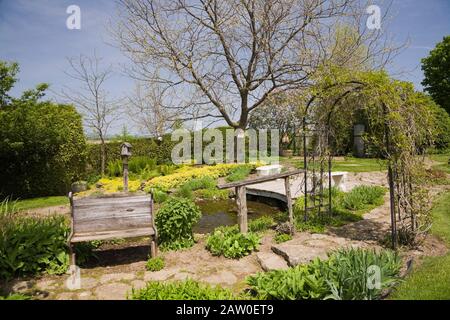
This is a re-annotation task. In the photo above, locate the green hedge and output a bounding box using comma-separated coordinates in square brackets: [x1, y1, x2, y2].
[87, 135, 176, 175]
[0, 101, 87, 198]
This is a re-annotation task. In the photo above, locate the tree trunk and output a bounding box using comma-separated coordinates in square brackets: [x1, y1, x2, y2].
[100, 137, 106, 176]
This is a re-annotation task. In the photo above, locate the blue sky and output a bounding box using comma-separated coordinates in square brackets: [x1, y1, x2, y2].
[1, 0, 449, 135]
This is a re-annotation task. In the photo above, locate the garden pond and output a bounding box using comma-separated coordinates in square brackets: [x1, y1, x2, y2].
[194, 199, 283, 234]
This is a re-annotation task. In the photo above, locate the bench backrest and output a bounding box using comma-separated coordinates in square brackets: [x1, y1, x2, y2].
[71, 194, 153, 234]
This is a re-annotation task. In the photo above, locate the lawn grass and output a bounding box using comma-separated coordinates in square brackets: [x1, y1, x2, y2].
[12, 196, 69, 212]
[390, 191, 450, 300]
[280, 156, 386, 172]
[429, 152, 450, 174]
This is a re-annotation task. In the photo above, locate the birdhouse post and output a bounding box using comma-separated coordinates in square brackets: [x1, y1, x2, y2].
[121, 142, 132, 192]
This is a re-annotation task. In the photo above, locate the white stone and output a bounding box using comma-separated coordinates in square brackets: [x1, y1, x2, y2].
[256, 165, 283, 176]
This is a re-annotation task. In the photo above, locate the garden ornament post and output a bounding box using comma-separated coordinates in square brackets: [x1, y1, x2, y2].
[121, 142, 132, 192]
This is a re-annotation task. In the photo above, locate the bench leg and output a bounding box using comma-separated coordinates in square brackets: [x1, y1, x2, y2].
[150, 238, 157, 258]
[69, 243, 76, 268]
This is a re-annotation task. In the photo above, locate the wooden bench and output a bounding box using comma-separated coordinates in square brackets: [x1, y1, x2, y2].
[67, 192, 158, 267]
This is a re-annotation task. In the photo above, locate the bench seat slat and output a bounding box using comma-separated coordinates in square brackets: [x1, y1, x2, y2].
[74, 207, 152, 221]
[74, 216, 153, 233]
[71, 227, 155, 243]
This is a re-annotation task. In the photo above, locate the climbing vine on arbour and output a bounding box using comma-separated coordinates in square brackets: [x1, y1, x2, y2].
[292, 64, 437, 247]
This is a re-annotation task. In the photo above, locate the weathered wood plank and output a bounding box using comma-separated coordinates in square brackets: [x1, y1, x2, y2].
[73, 205, 151, 220]
[218, 169, 305, 189]
[71, 227, 155, 243]
[74, 215, 152, 233]
[236, 186, 248, 233]
[73, 196, 150, 207]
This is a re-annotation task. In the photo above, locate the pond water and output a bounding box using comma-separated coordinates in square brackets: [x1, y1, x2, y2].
[194, 199, 283, 234]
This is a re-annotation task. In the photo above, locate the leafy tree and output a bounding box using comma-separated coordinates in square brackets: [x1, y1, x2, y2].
[421, 36, 450, 114]
[0, 61, 19, 107]
[0, 61, 87, 198]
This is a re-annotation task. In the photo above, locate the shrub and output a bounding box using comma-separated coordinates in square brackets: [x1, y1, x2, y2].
[0, 98, 87, 198]
[248, 216, 275, 232]
[206, 225, 260, 259]
[107, 159, 123, 177]
[0, 213, 69, 279]
[151, 189, 169, 204]
[174, 184, 194, 199]
[274, 233, 292, 243]
[155, 198, 202, 250]
[129, 156, 157, 174]
[146, 256, 165, 271]
[246, 248, 401, 300]
[247, 262, 329, 300]
[130, 279, 237, 300]
[322, 248, 401, 300]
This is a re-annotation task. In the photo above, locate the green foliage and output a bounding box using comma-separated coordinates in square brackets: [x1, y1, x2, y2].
[87, 136, 176, 175]
[0, 68, 87, 198]
[0, 293, 31, 300]
[151, 189, 169, 204]
[128, 156, 157, 174]
[421, 36, 450, 114]
[247, 261, 329, 300]
[206, 225, 260, 259]
[145, 256, 165, 272]
[11, 196, 69, 212]
[274, 233, 292, 244]
[292, 186, 385, 233]
[0, 213, 69, 279]
[247, 248, 401, 300]
[341, 186, 385, 210]
[130, 279, 237, 300]
[248, 216, 275, 232]
[155, 198, 201, 251]
[428, 102, 450, 150]
[107, 159, 123, 177]
[193, 188, 230, 200]
[226, 165, 252, 182]
[0, 197, 18, 216]
[183, 176, 217, 191]
[0, 60, 19, 107]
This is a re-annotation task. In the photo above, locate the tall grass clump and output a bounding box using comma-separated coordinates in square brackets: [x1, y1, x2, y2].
[341, 185, 386, 210]
[247, 248, 401, 300]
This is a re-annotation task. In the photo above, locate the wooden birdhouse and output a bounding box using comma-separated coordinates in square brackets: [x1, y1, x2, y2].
[121, 142, 132, 157]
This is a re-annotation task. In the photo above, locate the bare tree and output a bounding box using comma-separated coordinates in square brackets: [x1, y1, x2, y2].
[127, 82, 173, 137]
[113, 0, 398, 129]
[60, 54, 121, 175]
